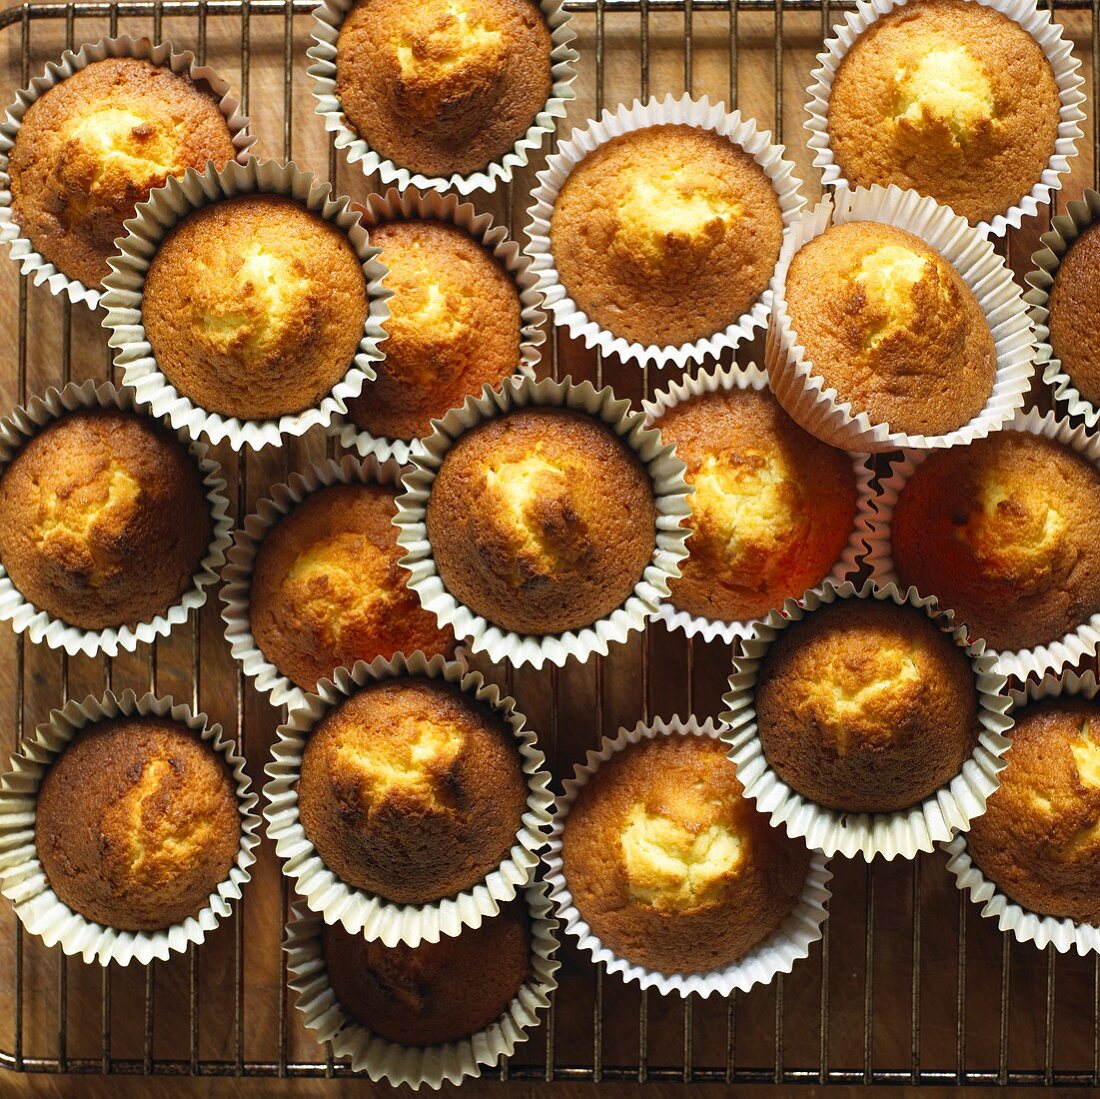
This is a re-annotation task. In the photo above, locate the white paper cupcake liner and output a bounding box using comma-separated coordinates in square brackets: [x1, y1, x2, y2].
[0, 35, 255, 309]
[100, 158, 391, 452]
[804, 0, 1085, 239]
[1026, 188, 1100, 427]
[0, 688, 260, 967]
[393, 375, 693, 670]
[766, 185, 1034, 453]
[326, 187, 544, 465]
[283, 879, 559, 1089]
[866, 407, 1100, 681]
[263, 651, 554, 948]
[720, 579, 1014, 862]
[524, 93, 806, 370]
[307, 0, 577, 196]
[0, 379, 233, 658]
[943, 669, 1100, 956]
[642, 363, 875, 644]
[544, 715, 830, 997]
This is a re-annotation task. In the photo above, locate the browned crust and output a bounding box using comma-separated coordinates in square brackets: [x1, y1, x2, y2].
[1048, 220, 1100, 407]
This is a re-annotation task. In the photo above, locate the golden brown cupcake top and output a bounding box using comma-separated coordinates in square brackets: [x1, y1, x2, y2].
[35, 717, 241, 931]
[141, 194, 368, 421]
[426, 407, 657, 635]
[9, 57, 237, 290]
[323, 899, 532, 1046]
[336, 0, 552, 178]
[890, 432, 1100, 652]
[967, 698, 1100, 924]
[784, 220, 996, 437]
[755, 599, 979, 813]
[562, 734, 810, 975]
[658, 387, 859, 622]
[250, 484, 455, 691]
[825, 0, 1060, 226]
[344, 218, 522, 440]
[1048, 220, 1100, 408]
[0, 408, 212, 631]
[298, 678, 528, 904]
[550, 124, 784, 348]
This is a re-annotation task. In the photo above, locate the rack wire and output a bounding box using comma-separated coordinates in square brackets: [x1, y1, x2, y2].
[1, 0, 1099, 1083]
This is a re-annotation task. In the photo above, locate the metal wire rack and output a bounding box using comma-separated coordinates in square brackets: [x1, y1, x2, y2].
[1, 0, 1100, 1084]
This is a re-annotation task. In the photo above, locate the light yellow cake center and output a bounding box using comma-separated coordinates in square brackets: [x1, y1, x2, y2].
[894, 46, 995, 144]
[1072, 720, 1100, 789]
[852, 244, 929, 349]
[394, 0, 504, 82]
[67, 108, 179, 183]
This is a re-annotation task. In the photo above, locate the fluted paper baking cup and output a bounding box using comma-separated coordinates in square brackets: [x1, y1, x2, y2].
[326, 188, 544, 465]
[1026, 188, 1100, 427]
[100, 158, 390, 451]
[766, 185, 1034, 453]
[720, 580, 1013, 862]
[804, 0, 1085, 238]
[0, 379, 232, 658]
[543, 715, 831, 997]
[642, 363, 875, 644]
[393, 374, 693, 670]
[263, 652, 553, 947]
[283, 880, 559, 1088]
[525, 94, 806, 370]
[308, 0, 577, 196]
[865, 407, 1100, 681]
[0, 35, 255, 309]
[943, 669, 1100, 956]
[0, 688, 260, 967]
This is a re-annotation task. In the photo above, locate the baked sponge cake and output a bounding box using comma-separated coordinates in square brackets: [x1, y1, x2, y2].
[825, 0, 1060, 226]
[141, 194, 368, 421]
[1047, 220, 1100, 408]
[298, 678, 528, 904]
[335, 0, 552, 178]
[658, 386, 859, 622]
[0, 408, 212, 631]
[755, 599, 979, 813]
[550, 124, 784, 348]
[35, 717, 240, 930]
[783, 220, 996, 438]
[561, 733, 810, 975]
[9, 57, 237, 290]
[889, 432, 1100, 652]
[426, 407, 657, 635]
[344, 219, 522, 441]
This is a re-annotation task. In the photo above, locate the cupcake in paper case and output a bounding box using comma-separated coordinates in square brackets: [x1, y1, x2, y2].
[643, 363, 875, 644]
[263, 652, 553, 947]
[721, 580, 1013, 862]
[284, 880, 559, 1088]
[100, 158, 390, 452]
[944, 670, 1100, 956]
[0, 689, 260, 966]
[805, 0, 1084, 237]
[0, 35, 254, 307]
[544, 716, 831, 997]
[393, 375, 692, 670]
[525, 94, 805, 369]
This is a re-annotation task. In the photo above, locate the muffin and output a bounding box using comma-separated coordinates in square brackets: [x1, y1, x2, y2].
[889, 432, 1100, 652]
[8, 56, 238, 290]
[297, 678, 528, 904]
[335, 0, 552, 178]
[825, 0, 1060, 226]
[322, 899, 531, 1045]
[35, 717, 240, 931]
[0, 408, 212, 631]
[249, 483, 456, 691]
[658, 386, 859, 622]
[783, 220, 996, 437]
[426, 407, 657, 635]
[141, 194, 368, 421]
[561, 733, 810, 975]
[755, 599, 979, 813]
[343, 219, 521, 441]
[550, 124, 784, 348]
[1047, 219, 1100, 407]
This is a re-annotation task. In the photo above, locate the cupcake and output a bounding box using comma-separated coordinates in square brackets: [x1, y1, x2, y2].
[1045, 218, 1100, 408]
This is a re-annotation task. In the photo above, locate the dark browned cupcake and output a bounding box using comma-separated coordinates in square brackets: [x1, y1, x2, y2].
[1047, 219, 1100, 407]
